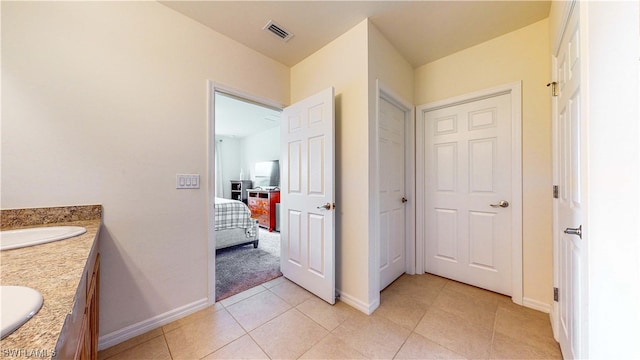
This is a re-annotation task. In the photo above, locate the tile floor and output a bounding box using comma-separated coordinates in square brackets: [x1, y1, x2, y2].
[98, 274, 562, 360]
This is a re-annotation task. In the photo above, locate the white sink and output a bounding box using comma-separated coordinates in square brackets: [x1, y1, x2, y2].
[0, 286, 44, 339]
[0, 226, 86, 251]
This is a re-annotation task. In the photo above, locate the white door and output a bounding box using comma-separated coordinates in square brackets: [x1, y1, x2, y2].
[378, 96, 407, 290]
[421, 92, 513, 295]
[280, 87, 336, 304]
[555, 3, 583, 358]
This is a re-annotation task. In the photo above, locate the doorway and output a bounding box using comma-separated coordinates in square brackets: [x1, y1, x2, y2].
[207, 82, 284, 304]
[416, 82, 523, 303]
[376, 82, 415, 291]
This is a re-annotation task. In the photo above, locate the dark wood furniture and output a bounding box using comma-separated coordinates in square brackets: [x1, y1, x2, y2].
[56, 236, 100, 360]
[247, 189, 280, 232]
[230, 180, 252, 204]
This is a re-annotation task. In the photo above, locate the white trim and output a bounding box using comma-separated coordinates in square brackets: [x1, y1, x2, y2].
[522, 297, 551, 314]
[551, 0, 577, 56]
[415, 81, 523, 305]
[207, 81, 284, 305]
[98, 298, 209, 350]
[337, 289, 379, 315]
[510, 82, 523, 306]
[207, 80, 216, 305]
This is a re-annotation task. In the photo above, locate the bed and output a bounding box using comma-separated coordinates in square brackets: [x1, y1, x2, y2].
[214, 197, 259, 250]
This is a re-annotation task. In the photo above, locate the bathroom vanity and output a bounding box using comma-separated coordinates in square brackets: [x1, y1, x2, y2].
[0, 205, 102, 359]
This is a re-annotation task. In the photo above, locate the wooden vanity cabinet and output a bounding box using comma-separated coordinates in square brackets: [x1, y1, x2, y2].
[54, 242, 100, 360]
[79, 254, 99, 360]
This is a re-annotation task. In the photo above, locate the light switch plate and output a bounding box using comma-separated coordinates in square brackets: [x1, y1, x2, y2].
[176, 174, 200, 189]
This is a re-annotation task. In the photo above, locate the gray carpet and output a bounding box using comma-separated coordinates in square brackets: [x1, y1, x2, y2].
[215, 228, 282, 301]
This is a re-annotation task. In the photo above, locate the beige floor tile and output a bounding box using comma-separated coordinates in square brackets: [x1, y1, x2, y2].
[100, 274, 561, 360]
[220, 284, 267, 307]
[100, 335, 171, 360]
[497, 297, 550, 321]
[262, 275, 286, 289]
[162, 303, 225, 333]
[332, 310, 412, 359]
[394, 333, 467, 360]
[202, 334, 269, 360]
[431, 287, 498, 330]
[296, 297, 357, 331]
[490, 331, 562, 359]
[384, 274, 447, 307]
[414, 306, 493, 359]
[374, 288, 429, 330]
[299, 333, 368, 359]
[225, 289, 291, 331]
[98, 328, 164, 360]
[250, 308, 329, 359]
[164, 309, 246, 360]
[443, 280, 503, 305]
[493, 307, 558, 351]
[269, 279, 314, 306]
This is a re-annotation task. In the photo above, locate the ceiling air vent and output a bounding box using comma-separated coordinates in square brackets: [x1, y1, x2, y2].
[263, 20, 294, 42]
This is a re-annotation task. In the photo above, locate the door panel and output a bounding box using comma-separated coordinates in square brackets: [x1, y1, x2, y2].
[423, 93, 512, 295]
[435, 209, 457, 261]
[556, 3, 583, 357]
[379, 96, 407, 290]
[281, 87, 335, 304]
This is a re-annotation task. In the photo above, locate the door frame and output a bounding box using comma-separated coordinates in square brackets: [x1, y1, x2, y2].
[371, 80, 416, 295]
[206, 81, 284, 305]
[415, 81, 523, 305]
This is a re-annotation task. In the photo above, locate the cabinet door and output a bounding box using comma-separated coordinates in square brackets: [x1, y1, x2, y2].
[76, 255, 99, 360]
[88, 256, 99, 360]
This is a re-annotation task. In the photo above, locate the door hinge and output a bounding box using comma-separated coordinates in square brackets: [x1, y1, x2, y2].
[554, 287, 559, 302]
[547, 81, 558, 97]
[553, 185, 559, 199]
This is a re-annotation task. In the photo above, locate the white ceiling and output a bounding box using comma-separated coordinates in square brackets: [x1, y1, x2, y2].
[160, 1, 551, 68]
[214, 92, 281, 138]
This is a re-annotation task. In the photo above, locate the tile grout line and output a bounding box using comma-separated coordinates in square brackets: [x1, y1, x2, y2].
[488, 303, 500, 359]
[162, 330, 175, 360]
[409, 279, 471, 359]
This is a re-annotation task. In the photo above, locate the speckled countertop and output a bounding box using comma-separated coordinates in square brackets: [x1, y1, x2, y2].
[1, 206, 101, 358]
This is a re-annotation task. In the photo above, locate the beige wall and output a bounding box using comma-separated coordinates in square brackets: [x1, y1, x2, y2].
[366, 22, 414, 304]
[581, 2, 640, 356]
[367, 23, 414, 104]
[290, 20, 414, 311]
[414, 19, 553, 306]
[1, 1, 289, 338]
[290, 20, 372, 309]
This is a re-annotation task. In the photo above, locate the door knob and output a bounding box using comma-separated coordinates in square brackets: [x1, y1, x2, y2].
[401, 197, 408, 203]
[490, 200, 509, 208]
[564, 225, 582, 239]
[317, 203, 336, 210]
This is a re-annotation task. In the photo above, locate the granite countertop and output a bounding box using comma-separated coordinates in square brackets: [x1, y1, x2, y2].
[0, 219, 101, 357]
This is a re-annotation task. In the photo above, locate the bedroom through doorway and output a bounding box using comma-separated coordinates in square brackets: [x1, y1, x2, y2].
[213, 90, 283, 302]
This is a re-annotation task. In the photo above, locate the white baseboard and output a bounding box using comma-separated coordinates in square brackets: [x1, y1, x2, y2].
[98, 298, 209, 351]
[550, 303, 560, 341]
[522, 297, 551, 313]
[337, 289, 379, 315]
